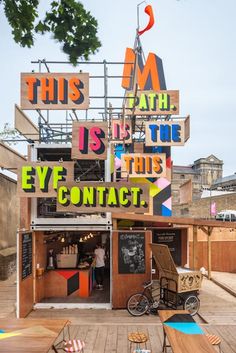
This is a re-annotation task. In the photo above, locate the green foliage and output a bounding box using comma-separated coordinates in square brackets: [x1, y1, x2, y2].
[0, 123, 20, 145]
[1, 0, 101, 65]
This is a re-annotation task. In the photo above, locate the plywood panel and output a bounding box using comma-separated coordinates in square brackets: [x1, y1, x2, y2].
[57, 182, 150, 214]
[0, 142, 27, 172]
[17, 161, 74, 197]
[180, 179, 192, 204]
[121, 153, 166, 178]
[111, 119, 132, 143]
[72, 121, 108, 160]
[15, 104, 39, 140]
[145, 120, 186, 146]
[21, 73, 89, 110]
[112, 231, 152, 308]
[125, 90, 179, 115]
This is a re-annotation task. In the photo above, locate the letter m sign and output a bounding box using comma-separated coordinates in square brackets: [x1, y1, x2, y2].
[121, 48, 166, 91]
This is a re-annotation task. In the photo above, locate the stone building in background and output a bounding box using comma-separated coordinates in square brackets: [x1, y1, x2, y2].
[172, 155, 236, 218]
[172, 154, 223, 205]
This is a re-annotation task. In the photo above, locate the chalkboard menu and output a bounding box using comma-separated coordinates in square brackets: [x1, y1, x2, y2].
[22, 233, 32, 280]
[153, 229, 181, 266]
[118, 232, 145, 274]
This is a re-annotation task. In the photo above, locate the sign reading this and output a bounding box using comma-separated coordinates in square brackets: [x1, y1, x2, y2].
[17, 162, 74, 197]
[121, 153, 166, 178]
[57, 182, 149, 213]
[125, 90, 179, 115]
[72, 122, 108, 160]
[111, 119, 132, 143]
[21, 73, 89, 110]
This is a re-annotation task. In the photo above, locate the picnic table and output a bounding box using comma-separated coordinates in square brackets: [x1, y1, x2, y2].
[158, 310, 216, 353]
[0, 319, 68, 353]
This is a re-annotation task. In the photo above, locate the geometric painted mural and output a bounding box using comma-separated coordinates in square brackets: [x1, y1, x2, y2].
[114, 143, 172, 216]
[56, 270, 79, 296]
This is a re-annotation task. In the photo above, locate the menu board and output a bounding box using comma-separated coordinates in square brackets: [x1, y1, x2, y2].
[153, 229, 181, 266]
[118, 232, 145, 274]
[22, 233, 32, 280]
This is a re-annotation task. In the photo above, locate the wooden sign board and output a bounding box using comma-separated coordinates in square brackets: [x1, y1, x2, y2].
[121, 153, 166, 178]
[111, 119, 132, 143]
[72, 121, 108, 160]
[145, 117, 190, 146]
[17, 162, 74, 197]
[22, 233, 32, 280]
[125, 90, 179, 115]
[21, 73, 89, 110]
[15, 104, 39, 141]
[56, 182, 149, 214]
[0, 142, 27, 172]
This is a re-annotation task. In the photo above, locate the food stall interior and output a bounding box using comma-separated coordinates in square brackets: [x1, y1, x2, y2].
[35, 231, 110, 304]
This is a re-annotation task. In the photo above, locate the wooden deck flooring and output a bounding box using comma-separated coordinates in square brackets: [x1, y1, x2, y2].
[47, 323, 236, 353]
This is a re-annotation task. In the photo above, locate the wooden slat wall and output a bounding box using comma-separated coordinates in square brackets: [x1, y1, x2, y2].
[189, 241, 236, 272]
[112, 231, 151, 308]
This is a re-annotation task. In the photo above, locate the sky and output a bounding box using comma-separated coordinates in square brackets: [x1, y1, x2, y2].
[0, 0, 236, 176]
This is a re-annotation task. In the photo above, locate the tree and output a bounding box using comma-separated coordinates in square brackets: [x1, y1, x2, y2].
[1, 0, 101, 65]
[0, 123, 20, 145]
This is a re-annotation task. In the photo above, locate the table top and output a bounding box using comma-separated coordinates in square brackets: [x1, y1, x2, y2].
[158, 310, 216, 353]
[0, 319, 68, 353]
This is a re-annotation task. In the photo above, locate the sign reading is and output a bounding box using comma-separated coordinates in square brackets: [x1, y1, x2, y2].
[72, 122, 108, 160]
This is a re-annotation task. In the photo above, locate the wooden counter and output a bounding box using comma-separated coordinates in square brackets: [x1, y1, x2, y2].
[44, 267, 93, 298]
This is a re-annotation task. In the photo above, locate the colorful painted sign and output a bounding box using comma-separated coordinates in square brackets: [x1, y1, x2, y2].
[125, 90, 179, 115]
[121, 153, 166, 178]
[72, 122, 108, 160]
[122, 48, 166, 91]
[17, 162, 74, 197]
[111, 119, 132, 143]
[57, 182, 149, 213]
[145, 118, 190, 146]
[21, 73, 89, 110]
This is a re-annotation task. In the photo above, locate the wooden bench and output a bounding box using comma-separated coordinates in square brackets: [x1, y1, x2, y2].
[159, 310, 216, 353]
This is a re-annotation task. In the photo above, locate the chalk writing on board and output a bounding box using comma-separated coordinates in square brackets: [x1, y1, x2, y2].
[22, 233, 32, 280]
[118, 232, 145, 274]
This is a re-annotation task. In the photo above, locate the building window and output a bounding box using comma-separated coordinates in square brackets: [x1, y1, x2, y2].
[180, 174, 185, 179]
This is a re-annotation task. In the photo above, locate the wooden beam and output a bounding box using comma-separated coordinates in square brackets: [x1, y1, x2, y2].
[15, 104, 39, 141]
[112, 213, 236, 229]
[0, 142, 27, 172]
[207, 227, 212, 280]
[193, 226, 198, 270]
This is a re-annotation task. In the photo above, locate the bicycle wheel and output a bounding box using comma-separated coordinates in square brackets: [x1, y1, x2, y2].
[184, 295, 200, 316]
[127, 293, 150, 316]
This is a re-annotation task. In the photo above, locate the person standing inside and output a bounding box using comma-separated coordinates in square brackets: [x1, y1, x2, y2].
[94, 243, 105, 290]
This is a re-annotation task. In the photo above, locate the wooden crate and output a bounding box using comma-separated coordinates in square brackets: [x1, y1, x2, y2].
[150, 244, 202, 293]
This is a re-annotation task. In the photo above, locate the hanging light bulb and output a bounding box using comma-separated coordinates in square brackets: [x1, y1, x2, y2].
[84, 236, 87, 241]
[89, 232, 93, 238]
[79, 238, 83, 242]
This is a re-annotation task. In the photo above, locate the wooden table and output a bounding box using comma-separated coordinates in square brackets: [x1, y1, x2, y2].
[0, 319, 68, 353]
[158, 310, 216, 353]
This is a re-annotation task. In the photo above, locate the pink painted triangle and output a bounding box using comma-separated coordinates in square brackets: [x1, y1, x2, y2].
[163, 197, 172, 210]
[154, 178, 170, 189]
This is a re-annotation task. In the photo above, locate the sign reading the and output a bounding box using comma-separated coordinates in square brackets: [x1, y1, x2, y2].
[72, 122, 108, 160]
[111, 119, 132, 143]
[57, 182, 149, 213]
[121, 153, 166, 178]
[125, 90, 179, 115]
[17, 162, 74, 197]
[21, 73, 89, 110]
[145, 120, 185, 146]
